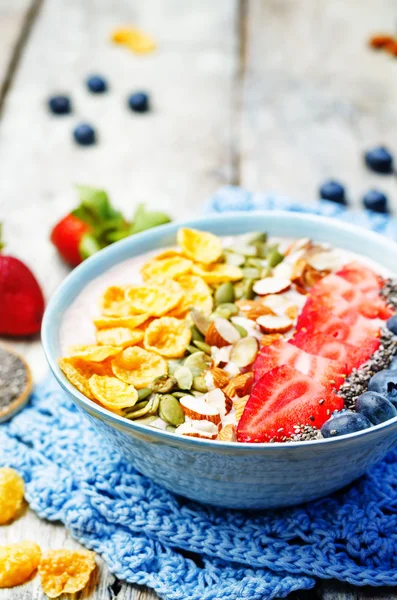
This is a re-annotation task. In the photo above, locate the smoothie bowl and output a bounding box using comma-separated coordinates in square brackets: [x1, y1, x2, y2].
[42, 212, 397, 509]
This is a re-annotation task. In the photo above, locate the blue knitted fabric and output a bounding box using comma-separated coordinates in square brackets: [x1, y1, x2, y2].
[1, 187, 397, 600]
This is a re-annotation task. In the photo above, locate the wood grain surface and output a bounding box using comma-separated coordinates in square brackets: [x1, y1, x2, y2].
[1, 1, 397, 599]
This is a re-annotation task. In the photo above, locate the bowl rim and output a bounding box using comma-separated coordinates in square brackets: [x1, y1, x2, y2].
[42, 210, 397, 451]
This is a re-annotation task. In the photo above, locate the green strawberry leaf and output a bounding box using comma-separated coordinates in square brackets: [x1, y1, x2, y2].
[130, 203, 171, 234]
[79, 232, 103, 261]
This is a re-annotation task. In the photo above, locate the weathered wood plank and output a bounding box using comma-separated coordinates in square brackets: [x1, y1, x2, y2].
[240, 0, 397, 210]
[0, 1, 238, 598]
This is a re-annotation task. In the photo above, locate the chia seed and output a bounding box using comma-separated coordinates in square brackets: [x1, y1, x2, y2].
[380, 278, 397, 310]
[284, 424, 321, 443]
[0, 346, 29, 413]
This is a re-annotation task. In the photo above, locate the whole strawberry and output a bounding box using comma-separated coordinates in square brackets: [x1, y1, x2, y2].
[0, 227, 45, 336]
[50, 213, 91, 267]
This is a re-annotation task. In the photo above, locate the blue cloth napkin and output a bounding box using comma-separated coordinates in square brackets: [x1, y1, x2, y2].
[1, 187, 397, 600]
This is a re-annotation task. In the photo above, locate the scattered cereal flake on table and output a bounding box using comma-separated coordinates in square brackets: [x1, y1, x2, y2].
[39, 549, 96, 598]
[93, 314, 150, 330]
[171, 274, 213, 317]
[66, 344, 121, 362]
[144, 316, 192, 358]
[0, 467, 25, 524]
[0, 541, 41, 588]
[111, 27, 156, 54]
[141, 256, 192, 282]
[111, 346, 167, 388]
[125, 281, 183, 316]
[89, 374, 138, 412]
[192, 263, 243, 284]
[177, 228, 222, 264]
[96, 327, 144, 348]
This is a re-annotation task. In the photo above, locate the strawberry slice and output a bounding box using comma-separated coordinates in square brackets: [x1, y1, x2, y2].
[253, 340, 346, 389]
[236, 365, 344, 443]
[336, 261, 382, 295]
[291, 331, 380, 373]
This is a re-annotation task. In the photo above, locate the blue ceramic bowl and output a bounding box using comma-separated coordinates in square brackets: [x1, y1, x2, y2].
[42, 212, 397, 509]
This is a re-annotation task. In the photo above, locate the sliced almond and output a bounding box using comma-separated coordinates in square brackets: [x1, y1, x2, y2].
[205, 388, 232, 418]
[261, 294, 291, 312]
[285, 237, 312, 256]
[223, 372, 253, 399]
[190, 308, 211, 336]
[306, 251, 340, 272]
[224, 362, 241, 378]
[260, 333, 284, 346]
[233, 394, 250, 421]
[256, 314, 293, 334]
[304, 264, 329, 288]
[291, 258, 307, 283]
[218, 424, 236, 442]
[210, 367, 230, 389]
[230, 336, 259, 367]
[179, 395, 221, 425]
[253, 277, 291, 296]
[272, 262, 294, 281]
[285, 305, 298, 320]
[205, 318, 241, 348]
[175, 420, 219, 440]
[236, 300, 275, 320]
[211, 345, 232, 367]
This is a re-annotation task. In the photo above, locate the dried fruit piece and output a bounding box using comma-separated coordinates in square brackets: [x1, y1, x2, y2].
[253, 277, 291, 296]
[111, 346, 167, 388]
[93, 314, 150, 329]
[0, 467, 24, 524]
[67, 344, 121, 362]
[96, 327, 144, 348]
[210, 367, 230, 388]
[141, 256, 192, 282]
[205, 318, 240, 347]
[177, 227, 222, 264]
[260, 333, 284, 346]
[223, 372, 253, 399]
[144, 316, 191, 358]
[89, 375, 139, 412]
[171, 275, 213, 317]
[192, 263, 243, 284]
[39, 549, 96, 598]
[125, 281, 183, 316]
[175, 420, 219, 439]
[218, 424, 236, 442]
[101, 286, 131, 316]
[0, 541, 41, 588]
[233, 394, 249, 421]
[230, 336, 259, 367]
[256, 314, 293, 334]
[180, 395, 221, 424]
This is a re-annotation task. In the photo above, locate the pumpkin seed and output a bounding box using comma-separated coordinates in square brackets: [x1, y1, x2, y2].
[130, 399, 149, 412]
[190, 325, 205, 343]
[167, 360, 181, 376]
[253, 242, 268, 258]
[187, 344, 201, 354]
[242, 278, 255, 299]
[192, 375, 209, 393]
[126, 394, 160, 419]
[137, 387, 153, 401]
[159, 394, 185, 426]
[214, 282, 235, 305]
[233, 281, 245, 300]
[233, 243, 257, 257]
[193, 340, 212, 355]
[184, 351, 212, 371]
[173, 390, 193, 399]
[242, 232, 268, 245]
[261, 265, 271, 278]
[133, 415, 157, 425]
[166, 425, 176, 433]
[245, 257, 265, 268]
[224, 251, 245, 267]
[174, 366, 193, 390]
[190, 308, 211, 336]
[150, 374, 177, 393]
[242, 267, 261, 280]
[212, 302, 239, 320]
[267, 245, 284, 268]
[233, 323, 247, 338]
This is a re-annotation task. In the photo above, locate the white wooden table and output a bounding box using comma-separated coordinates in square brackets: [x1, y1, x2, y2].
[1, 1, 397, 598]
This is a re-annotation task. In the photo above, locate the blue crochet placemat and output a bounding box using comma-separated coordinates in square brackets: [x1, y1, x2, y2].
[1, 187, 397, 600]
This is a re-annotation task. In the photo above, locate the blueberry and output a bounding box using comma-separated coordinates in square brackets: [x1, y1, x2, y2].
[319, 180, 346, 205]
[355, 391, 397, 425]
[364, 146, 393, 174]
[362, 189, 389, 214]
[73, 123, 96, 146]
[86, 75, 108, 93]
[368, 370, 397, 406]
[128, 92, 149, 113]
[386, 315, 397, 335]
[48, 95, 72, 115]
[321, 410, 371, 438]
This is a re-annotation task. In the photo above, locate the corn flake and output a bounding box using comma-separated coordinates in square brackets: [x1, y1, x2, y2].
[177, 228, 222, 264]
[39, 549, 96, 598]
[125, 281, 182, 316]
[0, 468, 24, 524]
[67, 344, 121, 362]
[93, 314, 150, 330]
[96, 327, 144, 348]
[111, 346, 167, 388]
[0, 541, 41, 588]
[192, 263, 243, 284]
[101, 286, 132, 317]
[89, 375, 139, 412]
[170, 275, 213, 317]
[144, 316, 191, 358]
[153, 249, 183, 260]
[141, 256, 192, 282]
[58, 359, 96, 400]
